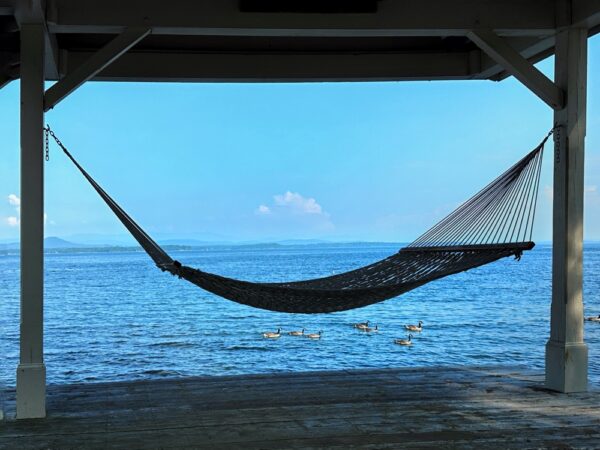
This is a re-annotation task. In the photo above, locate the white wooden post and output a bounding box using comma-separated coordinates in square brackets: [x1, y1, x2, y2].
[16, 23, 46, 418]
[545, 27, 588, 393]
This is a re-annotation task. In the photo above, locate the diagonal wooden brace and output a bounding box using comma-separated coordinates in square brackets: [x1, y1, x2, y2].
[468, 28, 565, 110]
[44, 27, 151, 111]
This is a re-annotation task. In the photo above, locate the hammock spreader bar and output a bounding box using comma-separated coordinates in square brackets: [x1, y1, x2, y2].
[45, 127, 550, 313]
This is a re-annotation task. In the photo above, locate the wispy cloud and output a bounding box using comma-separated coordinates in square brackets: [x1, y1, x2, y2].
[256, 204, 271, 215]
[5, 216, 18, 227]
[8, 194, 20, 207]
[255, 191, 334, 232]
[272, 191, 323, 215]
[3, 194, 21, 227]
[8, 193, 20, 216]
[2, 193, 50, 228]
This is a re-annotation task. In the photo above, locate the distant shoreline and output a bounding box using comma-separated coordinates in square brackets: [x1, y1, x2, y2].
[1, 240, 595, 257]
[0, 236, 413, 251]
[0, 241, 411, 256]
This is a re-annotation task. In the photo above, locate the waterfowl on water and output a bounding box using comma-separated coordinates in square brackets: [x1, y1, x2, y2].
[405, 321, 423, 332]
[306, 331, 322, 339]
[394, 334, 413, 346]
[585, 314, 600, 322]
[262, 328, 281, 339]
[354, 321, 369, 330]
[288, 328, 305, 336]
[364, 325, 379, 333]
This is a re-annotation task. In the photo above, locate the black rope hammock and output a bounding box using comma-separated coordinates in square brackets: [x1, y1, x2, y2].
[45, 127, 552, 314]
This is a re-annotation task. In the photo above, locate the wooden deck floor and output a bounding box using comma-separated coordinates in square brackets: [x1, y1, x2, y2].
[1, 366, 599, 449]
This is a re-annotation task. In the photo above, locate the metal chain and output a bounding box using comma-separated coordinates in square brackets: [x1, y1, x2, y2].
[553, 123, 561, 164]
[44, 127, 50, 161]
[43, 125, 69, 157]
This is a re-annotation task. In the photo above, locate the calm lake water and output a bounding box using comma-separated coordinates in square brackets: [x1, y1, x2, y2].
[1, 243, 599, 387]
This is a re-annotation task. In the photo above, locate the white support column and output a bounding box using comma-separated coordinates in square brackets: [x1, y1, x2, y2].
[545, 27, 588, 393]
[16, 23, 46, 419]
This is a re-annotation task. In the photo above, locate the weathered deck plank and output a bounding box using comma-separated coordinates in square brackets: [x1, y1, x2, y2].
[1, 366, 599, 449]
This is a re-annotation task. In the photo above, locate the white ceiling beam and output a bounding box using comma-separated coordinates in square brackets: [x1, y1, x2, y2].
[61, 50, 477, 83]
[44, 27, 150, 111]
[48, 0, 559, 37]
[468, 29, 564, 109]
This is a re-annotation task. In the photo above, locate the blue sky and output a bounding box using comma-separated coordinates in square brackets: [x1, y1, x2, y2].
[1, 36, 599, 244]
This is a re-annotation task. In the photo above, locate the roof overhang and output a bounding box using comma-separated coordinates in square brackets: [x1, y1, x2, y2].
[1, 0, 600, 86]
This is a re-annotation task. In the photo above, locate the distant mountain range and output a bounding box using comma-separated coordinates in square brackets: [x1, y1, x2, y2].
[45, 237, 90, 248]
[158, 238, 231, 247]
[158, 238, 330, 246]
[0, 237, 90, 250]
[0, 236, 345, 250]
[0, 236, 400, 252]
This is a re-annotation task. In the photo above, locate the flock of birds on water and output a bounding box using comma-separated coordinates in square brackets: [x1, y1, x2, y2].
[261, 314, 600, 346]
[261, 320, 424, 346]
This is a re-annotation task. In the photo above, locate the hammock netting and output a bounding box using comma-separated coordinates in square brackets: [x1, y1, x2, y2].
[47, 128, 549, 313]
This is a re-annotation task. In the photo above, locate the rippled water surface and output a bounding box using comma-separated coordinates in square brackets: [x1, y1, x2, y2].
[1, 243, 599, 387]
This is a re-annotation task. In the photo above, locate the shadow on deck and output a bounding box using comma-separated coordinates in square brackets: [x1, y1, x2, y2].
[1, 366, 599, 449]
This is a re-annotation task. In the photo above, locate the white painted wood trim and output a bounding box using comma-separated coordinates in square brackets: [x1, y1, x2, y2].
[16, 22, 47, 419]
[546, 27, 589, 393]
[467, 28, 564, 110]
[44, 26, 150, 111]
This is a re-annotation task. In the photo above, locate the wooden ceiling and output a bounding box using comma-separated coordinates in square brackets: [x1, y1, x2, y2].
[1, 0, 599, 87]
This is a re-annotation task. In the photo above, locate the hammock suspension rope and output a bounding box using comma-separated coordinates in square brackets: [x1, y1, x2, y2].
[44, 126, 552, 314]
